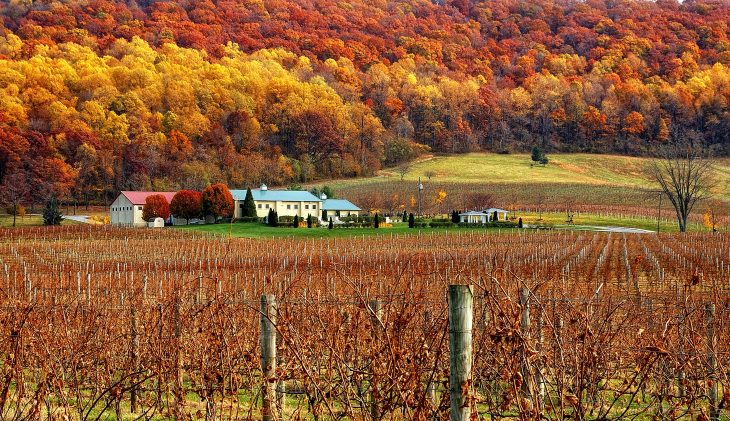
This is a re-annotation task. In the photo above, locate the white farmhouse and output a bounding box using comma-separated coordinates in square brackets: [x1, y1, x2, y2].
[110, 191, 177, 227]
[459, 208, 509, 224]
[230, 185, 322, 219]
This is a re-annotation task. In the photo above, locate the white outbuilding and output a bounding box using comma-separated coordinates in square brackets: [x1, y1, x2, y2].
[459, 208, 509, 224]
[148, 217, 165, 228]
[110, 191, 177, 227]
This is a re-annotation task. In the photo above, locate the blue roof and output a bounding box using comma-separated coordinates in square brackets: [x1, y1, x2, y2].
[230, 189, 320, 202]
[322, 199, 361, 211]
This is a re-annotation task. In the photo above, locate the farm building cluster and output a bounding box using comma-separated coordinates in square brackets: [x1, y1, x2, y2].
[109, 185, 361, 227]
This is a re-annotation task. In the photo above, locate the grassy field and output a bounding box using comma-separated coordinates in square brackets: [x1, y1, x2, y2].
[322, 153, 730, 204]
[0, 214, 86, 227]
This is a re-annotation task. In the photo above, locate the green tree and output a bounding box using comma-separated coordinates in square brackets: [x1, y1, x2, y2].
[408, 213, 415, 228]
[307, 214, 313, 228]
[293, 214, 299, 228]
[451, 210, 460, 223]
[321, 185, 335, 199]
[328, 217, 333, 229]
[374, 213, 380, 228]
[242, 188, 257, 217]
[531, 146, 543, 163]
[43, 195, 63, 226]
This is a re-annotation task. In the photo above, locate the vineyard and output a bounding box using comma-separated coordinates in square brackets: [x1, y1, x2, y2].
[0, 226, 728, 420]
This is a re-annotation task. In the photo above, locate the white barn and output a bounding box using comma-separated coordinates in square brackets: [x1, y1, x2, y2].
[110, 191, 177, 227]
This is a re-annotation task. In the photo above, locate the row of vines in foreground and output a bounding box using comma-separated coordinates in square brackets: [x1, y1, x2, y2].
[0, 226, 728, 420]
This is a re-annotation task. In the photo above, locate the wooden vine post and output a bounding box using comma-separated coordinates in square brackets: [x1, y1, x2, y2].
[368, 299, 384, 419]
[448, 285, 473, 421]
[130, 304, 139, 414]
[519, 287, 531, 398]
[706, 302, 718, 421]
[260, 294, 278, 421]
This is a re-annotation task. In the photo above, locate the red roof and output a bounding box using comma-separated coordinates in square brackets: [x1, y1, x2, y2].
[121, 191, 177, 205]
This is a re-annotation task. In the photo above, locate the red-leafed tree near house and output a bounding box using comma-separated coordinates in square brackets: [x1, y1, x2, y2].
[142, 194, 171, 222]
[170, 190, 202, 221]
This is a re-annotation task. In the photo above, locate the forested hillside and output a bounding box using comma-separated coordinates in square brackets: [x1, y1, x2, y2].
[0, 0, 729, 202]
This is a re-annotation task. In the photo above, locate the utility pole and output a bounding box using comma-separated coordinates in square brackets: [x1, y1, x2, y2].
[417, 177, 424, 216]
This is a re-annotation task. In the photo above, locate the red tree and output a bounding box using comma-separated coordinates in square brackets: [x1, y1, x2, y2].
[170, 190, 202, 221]
[142, 194, 171, 221]
[201, 183, 234, 220]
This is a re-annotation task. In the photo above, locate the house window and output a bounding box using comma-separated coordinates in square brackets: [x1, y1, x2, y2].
[287, 204, 291, 210]
[265, 204, 269, 209]
[313, 205, 317, 209]
[239, 204, 244, 209]
[294, 205, 298, 209]
[258, 204, 262, 209]
[138, 206, 142, 211]
[305, 205, 309, 209]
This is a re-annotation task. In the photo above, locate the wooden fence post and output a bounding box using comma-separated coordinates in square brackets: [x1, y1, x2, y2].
[142, 274, 148, 302]
[130, 305, 139, 414]
[520, 287, 531, 398]
[424, 310, 436, 406]
[536, 309, 545, 410]
[448, 285, 473, 421]
[276, 329, 285, 420]
[706, 302, 718, 421]
[260, 294, 277, 421]
[86, 273, 91, 307]
[368, 299, 384, 419]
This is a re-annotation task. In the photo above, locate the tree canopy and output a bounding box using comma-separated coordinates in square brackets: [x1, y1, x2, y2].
[0, 0, 729, 205]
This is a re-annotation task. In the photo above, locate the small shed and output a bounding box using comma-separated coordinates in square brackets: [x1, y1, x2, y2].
[148, 217, 165, 228]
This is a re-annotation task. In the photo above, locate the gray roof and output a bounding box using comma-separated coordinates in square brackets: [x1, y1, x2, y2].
[230, 189, 320, 202]
[459, 210, 488, 216]
[459, 208, 508, 216]
[322, 199, 361, 211]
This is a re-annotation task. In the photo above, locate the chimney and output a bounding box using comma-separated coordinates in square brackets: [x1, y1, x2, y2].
[260, 184, 268, 191]
[320, 193, 327, 200]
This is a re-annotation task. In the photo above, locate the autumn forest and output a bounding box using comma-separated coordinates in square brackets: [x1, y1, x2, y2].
[1, 0, 729, 203]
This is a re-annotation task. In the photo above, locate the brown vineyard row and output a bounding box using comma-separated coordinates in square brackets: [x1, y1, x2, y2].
[0, 226, 728, 420]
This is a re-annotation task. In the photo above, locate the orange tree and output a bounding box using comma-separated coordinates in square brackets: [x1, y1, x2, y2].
[142, 194, 171, 221]
[201, 183, 234, 221]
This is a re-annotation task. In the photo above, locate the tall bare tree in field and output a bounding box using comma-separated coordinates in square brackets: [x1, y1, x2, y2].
[0, 169, 30, 227]
[649, 146, 715, 232]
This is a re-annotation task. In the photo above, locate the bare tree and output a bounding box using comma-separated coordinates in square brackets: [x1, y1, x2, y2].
[649, 146, 715, 232]
[464, 192, 495, 210]
[535, 192, 546, 221]
[397, 165, 410, 181]
[0, 170, 30, 227]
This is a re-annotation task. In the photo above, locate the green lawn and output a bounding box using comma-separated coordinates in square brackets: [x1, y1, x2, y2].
[175, 222, 521, 238]
[177, 212, 713, 238]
